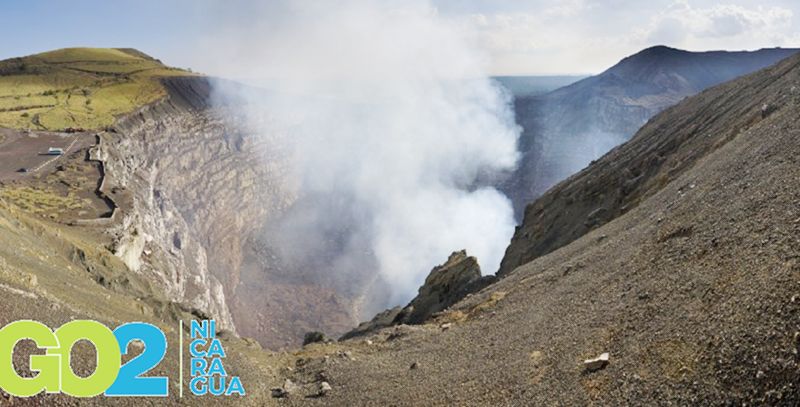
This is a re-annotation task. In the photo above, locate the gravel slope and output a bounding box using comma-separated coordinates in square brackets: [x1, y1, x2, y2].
[275, 53, 800, 406]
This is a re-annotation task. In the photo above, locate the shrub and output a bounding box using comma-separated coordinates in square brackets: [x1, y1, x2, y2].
[302, 331, 328, 346]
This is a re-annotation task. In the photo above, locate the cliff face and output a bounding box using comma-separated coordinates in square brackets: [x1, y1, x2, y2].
[94, 77, 360, 348]
[95, 77, 294, 331]
[503, 46, 799, 218]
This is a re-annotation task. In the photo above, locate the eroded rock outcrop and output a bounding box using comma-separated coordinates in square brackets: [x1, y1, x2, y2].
[341, 250, 494, 339]
[397, 250, 487, 324]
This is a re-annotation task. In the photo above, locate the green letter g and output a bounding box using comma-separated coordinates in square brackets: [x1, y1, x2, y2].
[0, 320, 61, 397]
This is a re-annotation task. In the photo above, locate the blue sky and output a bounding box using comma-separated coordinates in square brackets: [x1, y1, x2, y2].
[2, 0, 799, 75]
[0, 1, 204, 67]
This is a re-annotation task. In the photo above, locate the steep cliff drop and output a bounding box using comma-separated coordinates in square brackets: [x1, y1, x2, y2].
[101, 77, 360, 349]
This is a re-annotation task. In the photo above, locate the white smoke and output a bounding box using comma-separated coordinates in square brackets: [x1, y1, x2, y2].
[200, 1, 520, 313]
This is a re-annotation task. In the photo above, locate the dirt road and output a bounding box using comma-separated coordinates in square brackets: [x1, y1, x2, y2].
[0, 128, 93, 182]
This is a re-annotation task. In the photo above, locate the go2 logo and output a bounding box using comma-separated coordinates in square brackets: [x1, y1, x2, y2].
[0, 320, 169, 397]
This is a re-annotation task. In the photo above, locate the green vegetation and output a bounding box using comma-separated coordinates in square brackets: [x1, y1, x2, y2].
[0, 48, 196, 130]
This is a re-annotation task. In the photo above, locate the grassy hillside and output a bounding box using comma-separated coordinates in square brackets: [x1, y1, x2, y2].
[0, 47, 196, 130]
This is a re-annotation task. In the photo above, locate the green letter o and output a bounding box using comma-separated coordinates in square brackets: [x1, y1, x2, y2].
[48, 320, 121, 397]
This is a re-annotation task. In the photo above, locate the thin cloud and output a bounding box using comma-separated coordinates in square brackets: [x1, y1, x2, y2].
[644, 1, 794, 45]
[452, 0, 800, 75]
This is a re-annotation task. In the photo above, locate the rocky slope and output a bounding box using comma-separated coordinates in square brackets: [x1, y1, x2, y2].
[1, 47, 799, 405]
[499, 48, 800, 276]
[503, 46, 799, 218]
[275, 51, 800, 405]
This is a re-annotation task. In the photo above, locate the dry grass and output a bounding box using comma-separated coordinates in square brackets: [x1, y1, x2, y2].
[0, 186, 90, 216]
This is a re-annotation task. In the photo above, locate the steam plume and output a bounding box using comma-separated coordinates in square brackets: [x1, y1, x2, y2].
[203, 1, 520, 315]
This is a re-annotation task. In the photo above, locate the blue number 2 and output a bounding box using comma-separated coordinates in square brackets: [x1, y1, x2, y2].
[105, 322, 169, 397]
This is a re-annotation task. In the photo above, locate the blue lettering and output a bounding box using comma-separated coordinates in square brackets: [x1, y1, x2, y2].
[207, 357, 227, 376]
[207, 339, 226, 358]
[226, 376, 245, 396]
[190, 320, 210, 339]
[191, 358, 207, 376]
[209, 376, 225, 396]
[190, 376, 207, 396]
[190, 339, 206, 357]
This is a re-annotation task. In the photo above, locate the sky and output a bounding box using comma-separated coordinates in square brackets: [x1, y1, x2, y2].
[1, 0, 799, 76]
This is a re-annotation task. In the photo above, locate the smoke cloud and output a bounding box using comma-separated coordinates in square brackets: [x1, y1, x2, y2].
[202, 1, 520, 315]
